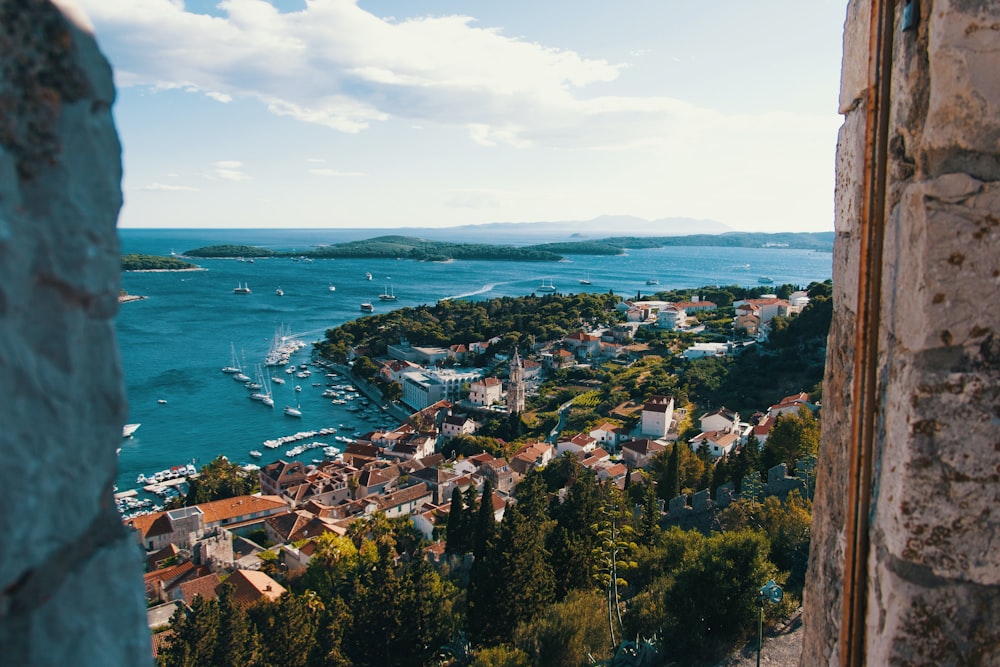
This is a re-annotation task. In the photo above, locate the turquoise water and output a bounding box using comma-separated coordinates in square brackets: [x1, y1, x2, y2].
[115, 229, 832, 494]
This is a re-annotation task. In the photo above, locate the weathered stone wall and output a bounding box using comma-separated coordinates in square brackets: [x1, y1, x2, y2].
[802, 1, 1000, 664]
[0, 1, 151, 664]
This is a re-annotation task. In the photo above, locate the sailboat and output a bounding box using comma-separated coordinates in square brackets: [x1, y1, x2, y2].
[328, 283, 336, 292]
[221, 342, 241, 374]
[248, 365, 272, 405]
[233, 282, 251, 294]
[275, 287, 284, 296]
[378, 285, 397, 301]
[537, 278, 557, 292]
[284, 402, 302, 418]
[233, 348, 251, 383]
[579, 273, 592, 285]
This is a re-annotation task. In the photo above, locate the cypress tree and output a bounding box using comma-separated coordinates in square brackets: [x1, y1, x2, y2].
[639, 479, 661, 543]
[663, 442, 681, 500]
[473, 478, 495, 559]
[445, 487, 466, 554]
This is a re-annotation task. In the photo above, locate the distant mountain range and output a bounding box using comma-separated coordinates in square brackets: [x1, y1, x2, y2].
[402, 216, 734, 242]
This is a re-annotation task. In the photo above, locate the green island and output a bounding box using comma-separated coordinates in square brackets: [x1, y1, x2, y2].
[184, 236, 562, 261]
[121, 253, 199, 271]
[529, 231, 835, 255]
[184, 231, 834, 261]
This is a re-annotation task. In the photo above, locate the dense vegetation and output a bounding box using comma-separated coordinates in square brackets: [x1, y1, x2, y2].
[184, 231, 834, 262]
[315, 292, 622, 363]
[121, 253, 198, 270]
[183, 245, 278, 258]
[309, 236, 562, 262]
[186, 236, 562, 262]
[165, 456, 260, 508]
[158, 461, 811, 666]
[523, 232, 834, 255]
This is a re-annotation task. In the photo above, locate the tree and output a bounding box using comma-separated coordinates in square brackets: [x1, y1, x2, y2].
[184, 455, 258, 505]
[547, 470, 603, 600]
[513, 590, 612, 667]
[762, 407, 820, 473]
[212, 584, 261, 667]
[473, 479, 496, 559]
[664, 442, 680, 499]
[446, 487, 470, 554]
[591, 486, 638, 649]
[627, 530, 774, 662]
[352, 355, 379, 381]
[475, 502, 555, 646]
[258, 593, 321, 667]
[638, 479, 661, 543]
[160, 595, 221, 667]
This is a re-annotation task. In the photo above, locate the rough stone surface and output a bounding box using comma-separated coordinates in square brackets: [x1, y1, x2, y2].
[838, 0, 871, 114]
[0, 1, 151, 665]
[803, 1, 1000, 664]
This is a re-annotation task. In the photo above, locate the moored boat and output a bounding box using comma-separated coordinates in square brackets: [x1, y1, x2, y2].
[123, 423, 141, 438]
[233, 282, 251, 294]
[537, 278, 557, 292]
[360, 302, 375, 312]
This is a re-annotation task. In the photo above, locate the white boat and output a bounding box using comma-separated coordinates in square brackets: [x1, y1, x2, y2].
[284, 404, 302, 418]
[249, 450, 263, 458]
[365, 272, 373, 280]
[537, 278, 557, 292]
[379, 285, 397, 301]
[275, 287, 284, 296]
[294, 385, 302, 392]
[285, 366, 295, 374]
[233, 282, 251, 294]
[646, 278, 660, 285]
[157, 399, 167, 405]
[271, 376, 285, 385]
[122, 423, 140, 438]
[360, 302, 374, 312]
[579, 273, 592, 285]
[328, 284, 336, 292]
[221, 342, 241, 374]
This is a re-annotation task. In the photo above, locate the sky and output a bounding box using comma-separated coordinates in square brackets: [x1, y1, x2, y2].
[71, 0, 848, 232]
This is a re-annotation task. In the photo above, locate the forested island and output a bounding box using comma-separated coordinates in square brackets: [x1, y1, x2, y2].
[184, 231, 834, 261]
[184, 237, 562, 262]
[528, 231, 835, 255]
[121, 253, 200, 271]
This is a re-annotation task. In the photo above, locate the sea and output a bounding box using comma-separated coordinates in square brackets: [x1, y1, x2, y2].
[115, 228, 832, 499]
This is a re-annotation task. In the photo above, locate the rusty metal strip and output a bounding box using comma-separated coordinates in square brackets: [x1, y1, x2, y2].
[840, 1, 897, 665]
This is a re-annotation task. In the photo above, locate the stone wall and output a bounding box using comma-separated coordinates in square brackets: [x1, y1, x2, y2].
[802, 1, 1000, 664]
[0, 1, 151, 665]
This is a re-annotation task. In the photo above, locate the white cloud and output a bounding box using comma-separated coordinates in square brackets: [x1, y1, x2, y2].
[309, 168, 365, 177]
[77, 0, 785, 150]
[207, 160, 250, 181]
[140, 182, 199, 191]
[206, 91, 233, 102]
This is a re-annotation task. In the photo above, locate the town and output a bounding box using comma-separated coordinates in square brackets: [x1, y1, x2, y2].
[136, 283, 831, 666]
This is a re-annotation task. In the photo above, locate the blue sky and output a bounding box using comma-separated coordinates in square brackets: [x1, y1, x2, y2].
[72, 0, 847, 231]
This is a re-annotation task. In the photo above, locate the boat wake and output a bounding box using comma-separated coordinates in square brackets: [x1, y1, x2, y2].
[441, 281, 508, 301]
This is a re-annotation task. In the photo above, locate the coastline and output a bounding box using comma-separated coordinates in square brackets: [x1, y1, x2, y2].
[123, 267, 206, 273]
